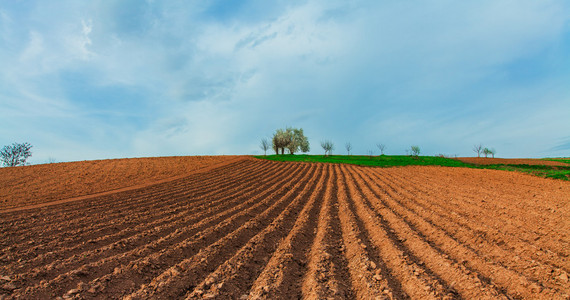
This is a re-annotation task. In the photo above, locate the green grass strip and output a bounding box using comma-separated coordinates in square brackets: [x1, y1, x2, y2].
[255, 154, 570, 181]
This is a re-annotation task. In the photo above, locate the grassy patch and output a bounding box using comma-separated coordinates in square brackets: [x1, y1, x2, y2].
[255, 154, 570, 181]
[255, 154, 472, 168]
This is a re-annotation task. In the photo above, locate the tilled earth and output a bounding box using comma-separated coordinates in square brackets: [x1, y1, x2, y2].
[1, 157, 569, 299]
[0, 155, 241, 210]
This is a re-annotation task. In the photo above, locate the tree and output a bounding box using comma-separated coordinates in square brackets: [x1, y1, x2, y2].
[473, 144, 483, 158]
[410, 145, 420, 157]
[345, 142, 352, 155]
[287, 128, 310, 154]
[271, 127, 310, 155]
[321, 140, 334, 156]
[1, 142, 33, 167]
[483, 147, 491, 158]
[260, 138, 270, 156]
[490, 148, 496, 158]
[272, 128, 292, 155]
[376, 143, 386, 155]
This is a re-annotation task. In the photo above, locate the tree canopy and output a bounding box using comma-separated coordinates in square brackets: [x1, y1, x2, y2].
[272, 127, 309, 155]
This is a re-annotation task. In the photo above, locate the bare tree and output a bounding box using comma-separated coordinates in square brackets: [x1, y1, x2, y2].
[1, 142, 33, 167]
[321, 140, 334, 156]
[376, 143, 386, 155]
[345, 142, 352, 155]
[367, 150, 374, 157]
[260, 138, 270, 156]
[490, 148, 496, 158]
[410, 145, 420, 157]
[473, 144, 483, 158]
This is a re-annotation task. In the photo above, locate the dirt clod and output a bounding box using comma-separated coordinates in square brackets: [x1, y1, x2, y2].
[1, 283, 16, 291]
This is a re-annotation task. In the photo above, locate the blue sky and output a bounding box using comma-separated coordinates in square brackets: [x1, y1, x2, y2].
[1, 0, 569, 163]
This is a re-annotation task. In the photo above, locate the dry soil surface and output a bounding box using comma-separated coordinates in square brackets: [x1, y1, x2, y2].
[0, 156, 241, 210]
[1, 158, 569, 299]
[455, 157, 569, 166]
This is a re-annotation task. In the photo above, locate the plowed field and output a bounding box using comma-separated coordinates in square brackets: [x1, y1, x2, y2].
[0, 155, 241, 210]
[1, 158, 569, 299]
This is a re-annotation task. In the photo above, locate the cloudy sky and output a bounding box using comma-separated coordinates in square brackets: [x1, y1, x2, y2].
[1, 0, 569, 163]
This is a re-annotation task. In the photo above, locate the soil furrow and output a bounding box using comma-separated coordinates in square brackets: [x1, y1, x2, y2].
[0, 159, 256, 238]
[0, 156, 245, 211]
[348, 165, 509, 299]
[0, 160, 267, 265]
[367, 167, 566, 298]
[239, 164, 327, 299]
[123, 163, 318, 299]
[1, 158, 251, 223]
[301, 163, 355, 299]
[385, 167, 569, 257]
[2, 158, 567, 300]
[395, 168, 570, 266]
[2, 160, 287, 280]
[184, 164, 326, 299]
[335, 164, 415, 299]
[373, 166, 570, 272]
[3, 160, 266, 246]
[366, 167, 570, 295]
[12, 161, 307, 299]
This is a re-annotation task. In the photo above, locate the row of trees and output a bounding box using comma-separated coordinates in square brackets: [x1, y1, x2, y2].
[261, 134, 498, 159]
[260, 132, 424, 158]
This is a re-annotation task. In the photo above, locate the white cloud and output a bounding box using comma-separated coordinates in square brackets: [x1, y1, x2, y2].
[0, 0, 569, 161]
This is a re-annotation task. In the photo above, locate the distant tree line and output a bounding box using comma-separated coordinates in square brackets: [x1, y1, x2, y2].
[260, 133, 499, 159]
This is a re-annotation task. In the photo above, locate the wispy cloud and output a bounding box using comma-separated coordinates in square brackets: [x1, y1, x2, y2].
[0, 0, 569, 162]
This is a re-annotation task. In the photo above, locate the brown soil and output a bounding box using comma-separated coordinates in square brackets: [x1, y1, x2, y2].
[0, 158, 569, 299]
[0, 155, 242, 210]
[455, 157, 569, 166]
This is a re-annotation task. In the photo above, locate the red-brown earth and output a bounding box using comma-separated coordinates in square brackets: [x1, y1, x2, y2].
[0, 157, 569, 299]
[0, 156, 241, 210]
